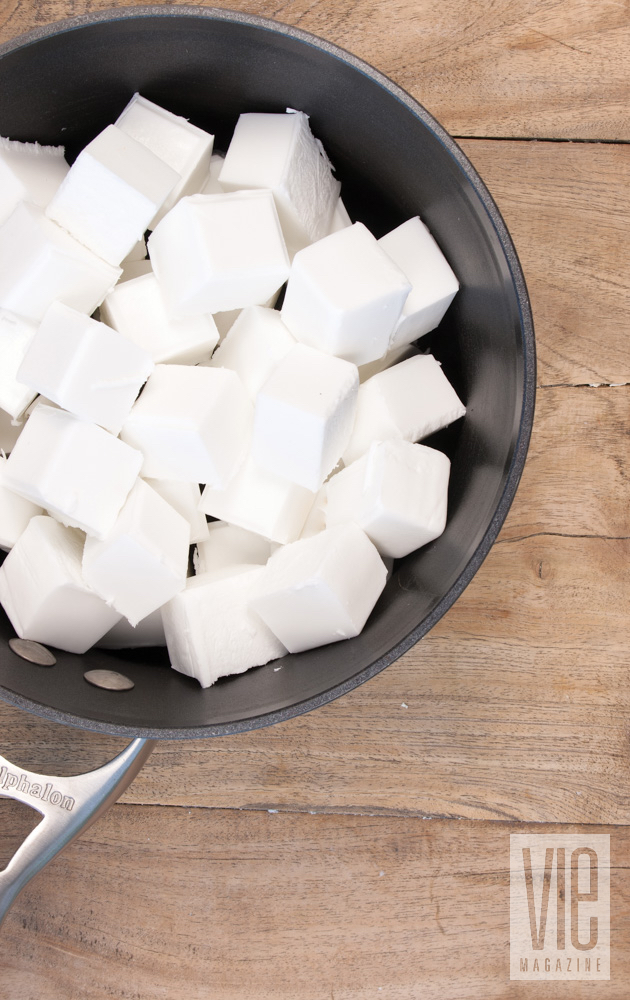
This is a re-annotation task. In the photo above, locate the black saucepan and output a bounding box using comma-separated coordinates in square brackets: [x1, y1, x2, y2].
[0, 6, 535, 921]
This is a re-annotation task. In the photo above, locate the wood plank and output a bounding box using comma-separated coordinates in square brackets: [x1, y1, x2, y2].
[0, 0, 628, 140]
[1, 806, 628, 999]
[0, 8, 625, 388]
[501, 386, 630, 539]
[459, 140, 630, 387]
[1, 529, 628, 824]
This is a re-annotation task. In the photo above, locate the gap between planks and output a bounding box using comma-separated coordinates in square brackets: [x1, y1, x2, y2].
[454, 136, 630, 145]
[112, 802, 630, 827]
[537, 382, 630, 389]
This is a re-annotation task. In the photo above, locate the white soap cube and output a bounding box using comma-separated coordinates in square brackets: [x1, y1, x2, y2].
[211, 308, 241, 342]
[0, 137, 69, 226]
[199, 454, 315, 544]
[207, 306, 295, 398]
[0, 515, 121, 653]
[328, 196, 352, 234]
[46, 124, 179, 266]
[194, 521, 272, 575]
[253, 344, 358, 491]
[82, 479, 190, 625]
[162, 566, 286, 687]
[116, 93, 214, 224]
[144, 477, 208, 544]
[4, 404, 142, 538]
[100, 271, 219, 364]
[326, 440, 450, 558]
[0, 454, 44, 551]
[120, 364, 252, 486]
[280, 222, 411, 366]
[122, 238, 147, 263]
[120, 258, 152, 283]
[0, 202, 121, 323]
[0, 408, 23, 453]
[18, 302, 154, 434]
[219, 111, 340, 254]
[97, 607, 165, 649]
[0, 309, 38, 419]
[379, 217, 459, 349]
[250, 523, 387, 653]
[22, 394, 58, 418]
[200, 153, 225, 194]
[343, 354, 466, 464]
[205, 287, 280, 348]
[148, 190, 290, 317]
[358, 343, 419, 383]
[299, 486, 328, 539]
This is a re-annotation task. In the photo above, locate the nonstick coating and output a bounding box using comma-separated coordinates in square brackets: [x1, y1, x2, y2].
[0, 7, 535, 738]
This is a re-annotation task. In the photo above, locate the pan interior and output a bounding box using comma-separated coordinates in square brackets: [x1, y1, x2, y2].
[0, 10, 533, 737]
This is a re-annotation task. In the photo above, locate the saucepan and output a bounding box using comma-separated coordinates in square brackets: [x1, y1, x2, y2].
[0, 6, 535, 927]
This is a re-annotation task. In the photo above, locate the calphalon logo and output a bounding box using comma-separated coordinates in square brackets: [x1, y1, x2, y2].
[0, 765, 75, 811]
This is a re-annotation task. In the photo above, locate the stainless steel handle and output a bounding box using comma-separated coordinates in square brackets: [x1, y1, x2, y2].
[0, 738, 156, 928]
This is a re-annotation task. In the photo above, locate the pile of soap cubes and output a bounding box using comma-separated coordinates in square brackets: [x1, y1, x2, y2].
[0, 95, 465, 687]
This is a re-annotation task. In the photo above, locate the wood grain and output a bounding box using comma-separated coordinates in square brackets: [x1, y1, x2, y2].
[0, 0, 628, 995]
[501, 386, 630, 539]
[1, 806, 628, 999]
[2, 529, 629, 825]
[0, 0, 628, 140]
[2, 381, 628, 827]
[459, 140, 630, 387]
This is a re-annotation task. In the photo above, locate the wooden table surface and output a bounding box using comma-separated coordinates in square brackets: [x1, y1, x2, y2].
[0, 1, 628, 997]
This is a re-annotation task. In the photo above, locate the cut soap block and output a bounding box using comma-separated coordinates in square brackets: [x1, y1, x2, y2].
[0, 309, 38, 419]
[119, 258, 153, 283]
[120, 364, 252, 486]
[162, 566, 287, 688]
[206, 287, 280, 347]
[252, 343, 359, 491]
[0, 136, 68, 226]
[211, 308, 241, 342]
[46, 124, 179, 266]
[343, 353, 466, 464]
[0, 454, 44, 551]
[97, 607, 165, 649]
[219, 111, 340, 254]
[0, 201, 121, 323]
[200, 153, 225, 194]
[4, 404, 142, 538]
[100, 271, 219, 365]
[250, 523, 387, 654]
[358, 343, 419, 384]
[121, 238, 147, 264]
[82, 478, 190, 626]
[379, 217, 459, 350]
[0, 408, 23, 454]
[144, 477, 208, 544]
[299, 486, 328, 539]
[148, 190, 290, 317]
[325, 439, 451, 558]
[206, 306, 295, 399]
[116, 93, 213, 225]
[328, 197, 352, 234]
[199, 454, 315, 544]
[18, 301, 154, 434]
[0, 515, 121, 653]
[280, 222, 411, 366]
[194, 522, 272, 575]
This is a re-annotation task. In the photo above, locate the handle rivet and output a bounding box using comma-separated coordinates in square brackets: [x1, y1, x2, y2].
[8, 638, 56, 666]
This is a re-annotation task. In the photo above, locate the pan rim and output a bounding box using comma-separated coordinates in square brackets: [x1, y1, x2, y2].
[0, 5, 536, 739]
